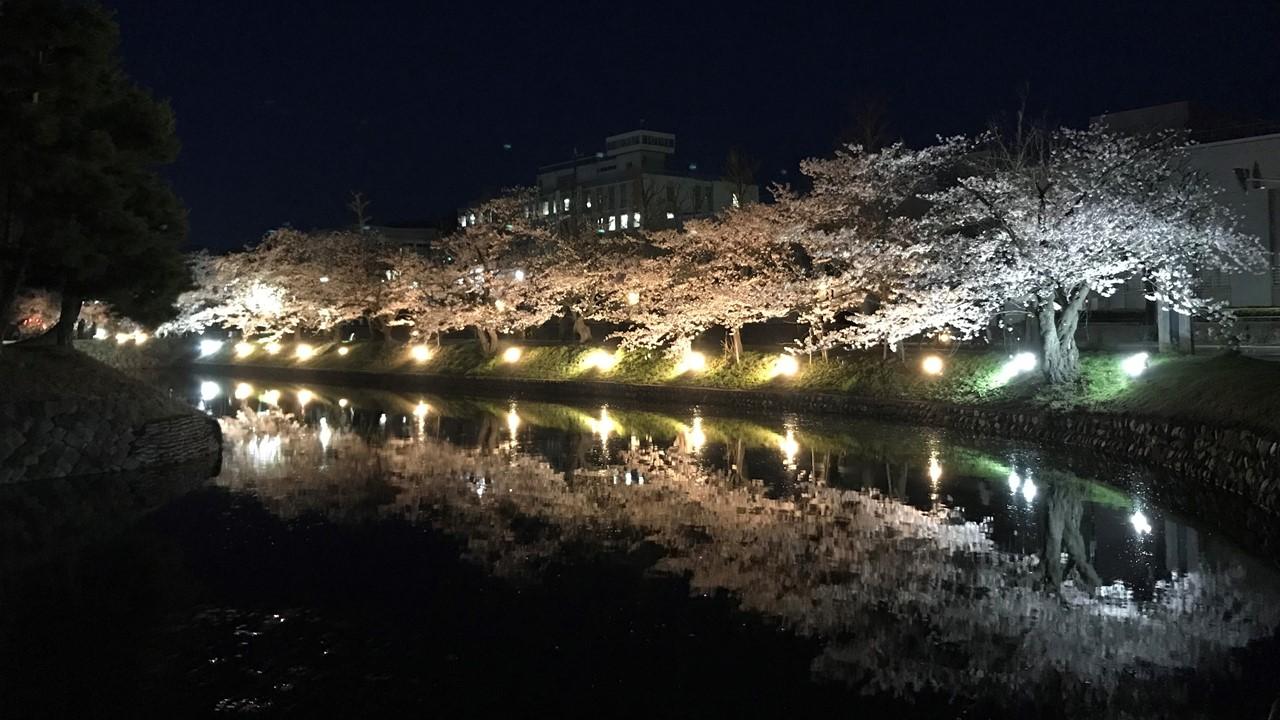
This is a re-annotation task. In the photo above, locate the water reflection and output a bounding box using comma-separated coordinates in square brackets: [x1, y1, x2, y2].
[188, 376, 1280, 715]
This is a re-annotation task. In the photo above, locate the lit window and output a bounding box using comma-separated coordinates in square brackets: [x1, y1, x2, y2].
[469, 213, 476, 225]
[620, 214, 629, 229]
[459, 216, 466, 227]
[608, 216, 617, 231]
[586, 196, 592, 209]
[665, 211, 676, 220]
[633, 212, 640, 226]
[541, 201, 549, 216]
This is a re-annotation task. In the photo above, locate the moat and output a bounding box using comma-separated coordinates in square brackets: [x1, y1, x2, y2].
[2, 372, 1278, 718]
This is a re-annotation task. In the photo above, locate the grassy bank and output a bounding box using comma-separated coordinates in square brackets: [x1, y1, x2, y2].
[183, 339, 1280, 438]
[2, 345, 190, 425]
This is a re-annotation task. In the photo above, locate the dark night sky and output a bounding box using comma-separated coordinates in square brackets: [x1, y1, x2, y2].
[101, 0, 1280, 252]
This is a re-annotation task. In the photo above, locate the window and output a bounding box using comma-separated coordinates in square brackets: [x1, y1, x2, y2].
[620, 213, 629, 230]
[458, 216, 467, 228]
[633, 212, 641, 227]
[469, 213, 476, 225]
[665, 211, 675, 220]
[563, 197, 571, 211]
[608, 215, 617, 231]
[541, 201, 549, 216]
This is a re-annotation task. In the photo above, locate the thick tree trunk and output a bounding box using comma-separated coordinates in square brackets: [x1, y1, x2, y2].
[727, 326, 743, 363]
[572, 313, 592, 344]
[54, 288, 82, 347]
[1038, 283, 1089, 384]
[475, 326, 499, 355]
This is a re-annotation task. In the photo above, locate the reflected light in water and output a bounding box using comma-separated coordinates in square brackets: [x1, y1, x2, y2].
[318, 418, 332, 450]
[586, 407, 616, 446]
[685, 417, 706, 454]
[1008, 470, 1021, 494]
[233, 382, 253, 400]
[1131, 511, 1153, 535]
[928, 453, 943, 484]
[1021, 475, 1038, 502]
[779, 428, 799, 468]
[506, 406, 520, 437]
[199, 381, 221, 401]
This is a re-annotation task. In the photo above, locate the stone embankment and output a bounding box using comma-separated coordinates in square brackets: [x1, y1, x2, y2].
[0, 397, 221, 484]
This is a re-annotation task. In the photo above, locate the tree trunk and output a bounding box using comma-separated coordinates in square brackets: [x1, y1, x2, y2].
[1038, 284, 1089, 384]
[727, 326, 743, 363]
[572, 313, 592, 343]
[475, 326, 499, 355]
[54, 288, 82, 347]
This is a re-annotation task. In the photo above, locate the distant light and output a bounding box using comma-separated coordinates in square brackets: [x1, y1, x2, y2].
[1121, 352, 1150, 378]
[1021, 476, 1038, 502]
[234, 382, 253, 400]
[626, 291, 640, 306]
[583, 348, 618, 372]
[115, 332, 130, 345]
[264, 342, 282, 355]
[773, 354, 799, 377]
[199, 381, 221, 401]
[338, 398, 349, 408]
[297, 389, 314, 407]
[234, 342, 254, 358]
[1130, 511, 1153, 535]
[502, 346, 523, 364]
[260, 389, 281, 406]
[413, 401, 430, 418]
[133, 332, 148, 346]
[922, 355, 944, 376]
[93, 327, 109, 340]
[513, 269, 525, 282]
[337, 346, 350, 356]
[665, 212, 675, 220]
[319, 276, 330, 283]
[379, 413, 387, 426]
[294, 343, 316, 360]
[938, 332, 953, 344]
[411, 344, 433, 362]
[675, 350, 706, 375]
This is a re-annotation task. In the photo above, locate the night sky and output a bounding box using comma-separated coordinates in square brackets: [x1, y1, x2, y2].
[102, 0, 1280, 252]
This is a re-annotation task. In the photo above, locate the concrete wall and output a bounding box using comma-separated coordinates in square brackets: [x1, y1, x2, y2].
[0, 398, 221, 484]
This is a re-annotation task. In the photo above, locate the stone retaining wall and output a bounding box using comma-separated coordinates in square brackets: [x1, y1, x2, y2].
[0, 399, 222, 484]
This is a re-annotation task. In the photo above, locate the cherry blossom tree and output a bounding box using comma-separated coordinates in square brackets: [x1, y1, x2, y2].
[444, 188, 557, 354]
[917, 123, 1265, 383]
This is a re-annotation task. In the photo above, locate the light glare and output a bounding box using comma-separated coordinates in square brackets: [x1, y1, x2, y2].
[502, 347, 523, 363]
[922, 355, 944, 376]
[1121, 352, 1150, 378]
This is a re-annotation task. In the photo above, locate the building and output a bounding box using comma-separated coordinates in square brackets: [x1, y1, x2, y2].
[1091, 102, 1280, 349]
[462, 130, 758, 235]
[366, 224, 440, 255]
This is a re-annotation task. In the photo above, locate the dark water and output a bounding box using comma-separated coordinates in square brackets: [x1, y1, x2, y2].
[3, 375, 1280, 718]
